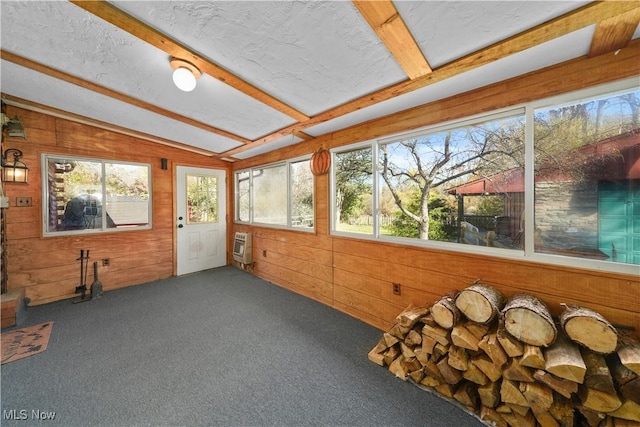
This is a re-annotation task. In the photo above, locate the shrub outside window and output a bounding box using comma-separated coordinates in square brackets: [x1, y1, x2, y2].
[331, 79, 639, 274]
[43, 155, 151, 235]
[234, 158, 314, 230]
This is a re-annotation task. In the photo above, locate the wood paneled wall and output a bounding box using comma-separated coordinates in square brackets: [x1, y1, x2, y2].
[233, 42, 640, 333]
[2, 108, 229, 305]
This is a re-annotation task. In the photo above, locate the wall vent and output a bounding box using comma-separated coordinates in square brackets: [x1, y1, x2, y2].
[233, 232, 252, 264]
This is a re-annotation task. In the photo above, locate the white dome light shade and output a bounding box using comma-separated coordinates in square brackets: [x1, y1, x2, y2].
[173, 67, 197, 92]
[169, 57, 202, 92]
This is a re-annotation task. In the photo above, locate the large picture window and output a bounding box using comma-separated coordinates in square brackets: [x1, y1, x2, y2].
[234, 158, 314, 230]
[43, 155, 151, 235]
[331, 78, 639, 274]
[533, 89, 640, 265]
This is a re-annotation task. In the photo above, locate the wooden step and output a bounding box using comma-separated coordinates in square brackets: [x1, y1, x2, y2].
[1, 288, 27, 328]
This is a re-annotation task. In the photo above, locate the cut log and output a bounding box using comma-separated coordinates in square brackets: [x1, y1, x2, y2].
[396, 304, 430, 328]
[465, 321, 491, 341]
[400, 341, 416, 359]
[408, 368, 425, 384]
[544, 333, 587, 384]
[607, 399, 640, 422]
[498, 324, 525, 358]
[576, 405, 607, 426]
[435, 383, 456, 398]
[504, 358, 535, 383]
[479, 333, 508, 367]
[531, 405, 560, 427]
[520, 381, 554, 411]
[368, 339, 387, 366]
[463, 360, 489, 386]
[608, 353, 640, 405]
[448, 345, 470, 371]
[501, 408, 536, 427]
[421, 334, 437, 355]
[582, 350, 617, 396]
[451, 323, 480, 351]
[421, 323, 450, 346]
[404, 329, 422, 347]
[403, 356, 422, 373]
[419, 375, 441, 388]
[617, 330, 640, 375]
[520, 344, 546, 370]
[383, 332, 399, 348]
[453, 381, 479, 410]
[388, 322, 411, 339]
[533, 369, 578, 399]
[502, 293, 557, 347]
[478, 380, 501, 408]
[414, 346, 430, 366]
[472, 354, 503, 382]
[549, 395, 575, 427]
[501, 378, 530, 407]
[480, 406, 508, 427]
[388, 354, 408, 380]
[455, 282, 505, 324]
[432, 342, 450, 361]
[578, 385, 622, 413]
[559, 304, 618, 354]
[436, 355, 463, 385]
[383, 345, 400, 366]
[431, 290, 460, 329]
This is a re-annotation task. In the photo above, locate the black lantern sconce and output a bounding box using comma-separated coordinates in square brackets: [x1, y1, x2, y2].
[1, 148, 29, 183]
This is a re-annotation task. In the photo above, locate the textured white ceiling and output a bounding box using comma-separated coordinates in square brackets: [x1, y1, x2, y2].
[0, 1, 637, 159]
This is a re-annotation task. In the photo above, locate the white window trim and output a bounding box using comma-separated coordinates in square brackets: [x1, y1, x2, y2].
[330, 77, 640, 276]
[234, 155, 315, 232]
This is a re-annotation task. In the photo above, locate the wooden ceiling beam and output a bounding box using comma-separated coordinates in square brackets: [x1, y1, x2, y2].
[221, 1, 640, 159]
[1, 50, 250, 147]
[589, 6, 640, 58]
[69, 0, 310, 123]
[353, 0, 432, 79]
[2, 95, 218, 156]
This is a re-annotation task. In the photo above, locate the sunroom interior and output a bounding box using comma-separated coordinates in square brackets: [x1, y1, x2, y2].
[1, 0, 639, 399]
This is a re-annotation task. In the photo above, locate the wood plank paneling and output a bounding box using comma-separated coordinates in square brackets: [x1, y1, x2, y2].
[2, 107, 230, 305]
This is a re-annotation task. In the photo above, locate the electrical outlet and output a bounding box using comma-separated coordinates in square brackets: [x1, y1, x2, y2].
[392, 283, 401, 295]
[102, 258, 110, 266]
[16, 197, 32, 207]
[263, 250, 267, 257]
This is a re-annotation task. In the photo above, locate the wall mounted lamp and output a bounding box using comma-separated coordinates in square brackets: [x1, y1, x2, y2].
[1, 148, 29, 183]
[170, 57, 201, 92]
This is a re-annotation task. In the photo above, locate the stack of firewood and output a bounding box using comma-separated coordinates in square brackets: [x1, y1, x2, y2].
[368, 282, 640, 426]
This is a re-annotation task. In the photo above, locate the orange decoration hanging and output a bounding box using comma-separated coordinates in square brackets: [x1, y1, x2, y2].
[310, 149, 331, 176]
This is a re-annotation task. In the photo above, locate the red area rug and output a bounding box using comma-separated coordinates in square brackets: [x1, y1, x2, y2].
[1, 322, 53, 364]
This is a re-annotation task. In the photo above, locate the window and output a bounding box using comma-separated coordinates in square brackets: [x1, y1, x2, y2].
[186, 175, 218, 224]
[533, 88, 640, 265]
[331, 78, 639, 274]
[43, 155, 151, 235]
[332, 112, 525, 250]
[234, 158, 314, 230]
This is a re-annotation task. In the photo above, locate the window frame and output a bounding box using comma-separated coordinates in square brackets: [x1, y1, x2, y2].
[330, 77, 639, 276]
[42, 154, 152, 237]
[234, 155, 315, 232]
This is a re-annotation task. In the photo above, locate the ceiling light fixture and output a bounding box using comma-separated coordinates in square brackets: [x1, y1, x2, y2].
[170, 57, 201, 92]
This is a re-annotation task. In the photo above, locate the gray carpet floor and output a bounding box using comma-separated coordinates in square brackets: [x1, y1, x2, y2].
[1, 266, 484, 427]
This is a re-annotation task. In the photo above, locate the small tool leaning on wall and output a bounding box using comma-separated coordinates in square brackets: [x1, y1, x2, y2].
[73, 249, 91, 303]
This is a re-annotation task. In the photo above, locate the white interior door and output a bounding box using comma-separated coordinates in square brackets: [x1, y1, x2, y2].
[176, 166, 227, 275]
